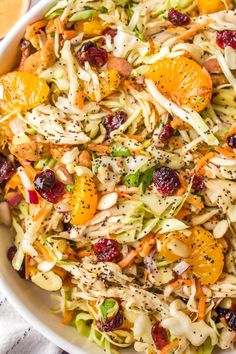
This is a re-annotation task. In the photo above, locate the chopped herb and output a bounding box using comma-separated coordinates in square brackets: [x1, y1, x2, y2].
[111, 145, 131, 157]
[134, 26, 146, 41]
[66, 184, 75, 192]
[100, 299, 119, 323]
[124, 172, 140, 187]
[140, 166, 156, 192]
[100, 6, 108, 13]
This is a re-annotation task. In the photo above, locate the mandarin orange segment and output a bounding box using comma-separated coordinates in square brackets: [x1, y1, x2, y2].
[0, 71, 49, 114]
[74, 18, 108, 37]
[198, 0, 232, 14]
[189, 226, 224, 285]
[159, 232, 192, 262]
[145, 57, 212, 112]
[71, 175, 98, 226]
[85, 69, 121, 102]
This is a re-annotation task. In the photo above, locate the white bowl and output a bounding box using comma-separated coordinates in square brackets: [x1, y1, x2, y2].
[0, 1, 234, 353]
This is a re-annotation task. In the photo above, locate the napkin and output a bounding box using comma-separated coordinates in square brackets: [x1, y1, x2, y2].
[0, 293, 64, 354]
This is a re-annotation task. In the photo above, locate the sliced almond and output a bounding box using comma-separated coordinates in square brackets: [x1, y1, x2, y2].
[31, 271, 62, 291]
[213, 220, 228, 239]
[74, 166, 93, 177]
[192, 209, 219, 226]
[61, 147, 79, 164]
[97, 192, 118, 211]
[210, 157, 236, 167]
[228, 205, 236, 223]
[37, 261, 56, 272]
[167, 239, 190, 258]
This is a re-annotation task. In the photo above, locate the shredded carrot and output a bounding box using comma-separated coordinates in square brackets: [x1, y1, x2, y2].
[170, 279, 192, 289]
[55, 18, 64, 34]
[125, 134, 144, 142]
[139, 233, 156, 257]
[196, 280, 206, 320]
[118, 234, 156, 268]
[118, 192, 138, 200]
[147, 36, 156, 54]
[118, 250, 139, 268]
[34, 240, 52, 262]
[169, 136, 184, 148]
[4, 173, 20, 193]
[33, 207, 47, 222]
[177, 20, 211, 42]
[63, 277, 74, 288]
[63, 30, 78, 40]
[198, 293, 206, 321]
[61, 310, 75, 325]
[87, 144, 110, 153]
[53, 266, 68, 279]
[160, 339, 180, 354]
[76, 91, 85, 109]
[99, 104, 113, 114]
[176, 175, 187, 196]
[124, 80, 136, 90]
[78, 250, 95, 257]
[204, 169, 215, 178]
[24, 165, 38, 180]
[196, 280, 204, 298]
[25, 20, 48, 40]
[115, 186, 140, 194]
[195, 152, 215, 173]
[176, 207, 191, 220]
[171, 116, 191, 131]
[25, 254, 30, 280]
[215, 146, 236, 159]
[187, 195, 204, 209]
[229, 124, 236, 136]
[76, 241, 91, 249]
[64, 247, 78, 261]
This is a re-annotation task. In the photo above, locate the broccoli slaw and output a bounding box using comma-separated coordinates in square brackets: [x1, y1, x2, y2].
[0, 0, 236, 353]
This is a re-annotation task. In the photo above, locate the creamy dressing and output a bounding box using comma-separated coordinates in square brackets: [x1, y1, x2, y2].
[0, 0, 29, 38]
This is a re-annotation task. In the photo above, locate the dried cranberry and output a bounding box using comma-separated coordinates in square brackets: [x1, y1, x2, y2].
[0, 154, 15, 184]
[214, 307, 230, 323]
[151, 322, 169, 350]
[153, 167, 180, 196]
[168, 8, 191, 26]
[102, 111, 127, 135]
[102, 28, 117, 42]
[216, 30, 236, 50]
[192, 175, 205, 192]
[7, 246, 25, 278]
[159, 124, 174, 142]
[97, 309, 123, 332]
[34, 169, 65, 204]
[63, 222, 72, 232]
[94, 238, 120, 262]
[227, 135, 236, 149]
[77, 41, 108, 68]
[7, 246, 17, 262]
[225, 310, 236, 331]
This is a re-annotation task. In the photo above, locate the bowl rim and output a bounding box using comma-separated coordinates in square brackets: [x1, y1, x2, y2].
[0, 268, 86, 354]
[0, 0, 53, 56]
[0, 1, 88, 353]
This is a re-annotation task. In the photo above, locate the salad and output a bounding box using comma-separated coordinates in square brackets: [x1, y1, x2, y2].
[0, 0, 236, 353]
